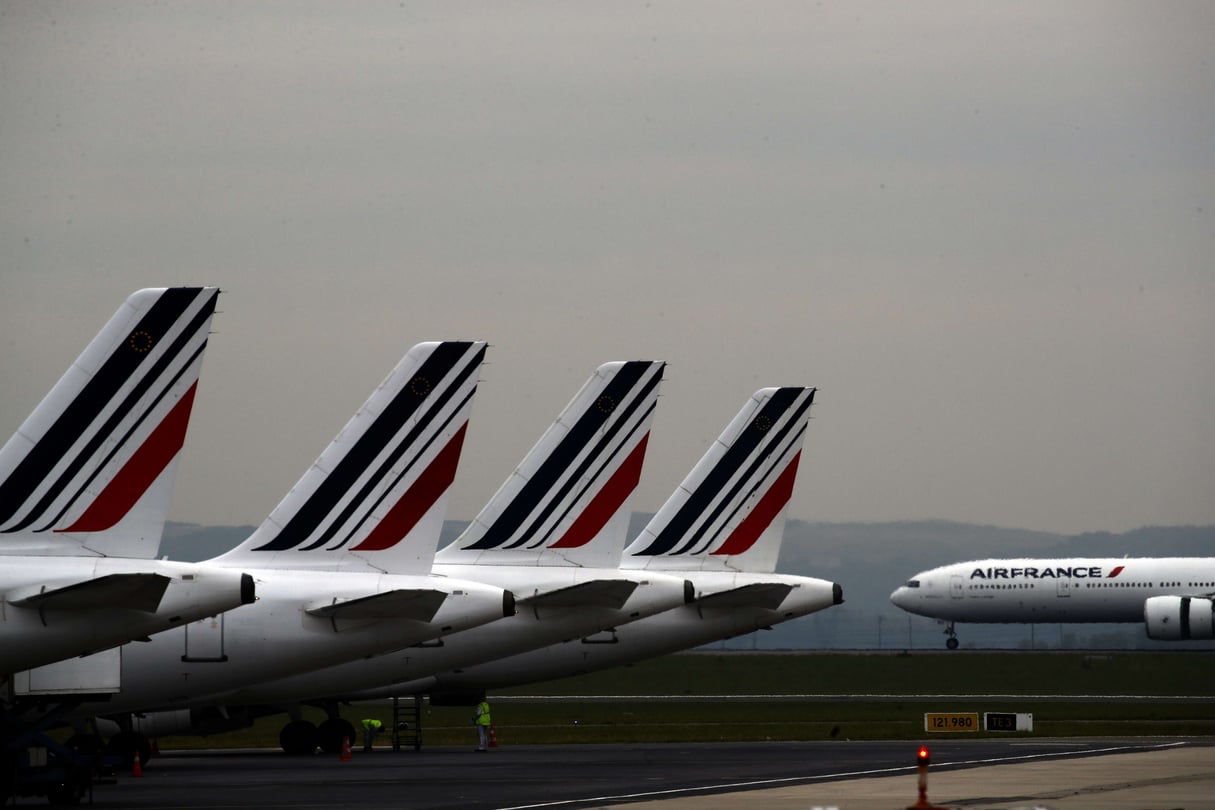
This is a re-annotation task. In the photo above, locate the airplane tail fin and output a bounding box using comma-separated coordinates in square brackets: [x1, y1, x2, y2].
[438, 360, 664, 568]
[0, 287, 220, 558]
[215, 341, 486, 574]
[624, 387, 814, 574]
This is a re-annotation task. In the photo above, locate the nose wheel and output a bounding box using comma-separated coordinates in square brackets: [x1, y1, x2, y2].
[944, 622, 959, 650]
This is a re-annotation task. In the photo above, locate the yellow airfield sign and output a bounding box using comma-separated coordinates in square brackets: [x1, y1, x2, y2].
[923, 712, 979, 732]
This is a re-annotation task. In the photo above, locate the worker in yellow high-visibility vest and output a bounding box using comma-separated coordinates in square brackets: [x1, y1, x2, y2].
[361, 717, 382, 752]
[472, 697, 492, 752]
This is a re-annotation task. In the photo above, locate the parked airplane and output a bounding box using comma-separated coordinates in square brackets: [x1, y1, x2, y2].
[0, 288, 254, 676]
[41, 340, 513, 759]
[890, 557, 1215, 648]
[117, 360, 695, 751]
[347, 386, 843, 698]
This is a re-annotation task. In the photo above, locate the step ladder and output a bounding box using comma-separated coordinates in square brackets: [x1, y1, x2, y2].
[391, 695, 423, 751]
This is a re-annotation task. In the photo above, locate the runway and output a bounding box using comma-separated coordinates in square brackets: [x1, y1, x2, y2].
[26, 738, 1210, 809]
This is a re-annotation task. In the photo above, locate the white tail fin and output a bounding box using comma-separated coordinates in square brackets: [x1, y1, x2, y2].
[0, 287, 219, 558]
[438, 360, 664, 568]
[215, 341, 486, 574]
[624, 387, 814, 574]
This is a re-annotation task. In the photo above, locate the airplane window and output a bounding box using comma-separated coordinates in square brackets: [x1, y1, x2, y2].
[906, 580, 920, 588]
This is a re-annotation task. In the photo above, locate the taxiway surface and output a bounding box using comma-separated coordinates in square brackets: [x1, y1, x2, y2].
[19, 737, 1209, 809]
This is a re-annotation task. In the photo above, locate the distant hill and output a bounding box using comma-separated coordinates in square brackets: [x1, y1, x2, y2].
[161, 519, 1215, 651]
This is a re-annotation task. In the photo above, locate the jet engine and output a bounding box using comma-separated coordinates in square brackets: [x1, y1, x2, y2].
[1144, 595, 1215, 640]
[128, 705, 258, 738]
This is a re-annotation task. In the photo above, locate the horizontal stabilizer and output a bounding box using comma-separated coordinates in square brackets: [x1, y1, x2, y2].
[695, 582, 794, 611]
[9, 573, 172, 613]
[519, 579, 639, 610]
[305, 589, 447, 622]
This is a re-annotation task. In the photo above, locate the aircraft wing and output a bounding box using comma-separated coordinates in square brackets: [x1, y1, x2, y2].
[518, 580, 640, 610]
[305, 589, 448, 622]
[7, 573, 172, 613]
[695, 582, 794, 611]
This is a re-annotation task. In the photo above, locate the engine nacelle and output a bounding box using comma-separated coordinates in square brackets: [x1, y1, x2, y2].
[128, 705, 258, 738]
[1144, 596, 1215, 640]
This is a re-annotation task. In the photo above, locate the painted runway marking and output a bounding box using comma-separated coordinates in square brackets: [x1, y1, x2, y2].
[493, 693, 1215, 702]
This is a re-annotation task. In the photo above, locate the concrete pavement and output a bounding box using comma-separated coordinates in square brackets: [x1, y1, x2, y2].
[620, 744, 1212, 809]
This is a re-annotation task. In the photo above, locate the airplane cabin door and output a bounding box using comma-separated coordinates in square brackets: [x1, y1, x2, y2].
[182, 614, 228, 662]
[1056, 577, 1071, 598]
[950, 574, 964, 599]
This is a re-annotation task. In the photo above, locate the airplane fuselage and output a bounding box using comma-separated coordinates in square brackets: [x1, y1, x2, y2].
[207, 564, 693, 705]
[347, 571, 842, 698]
[0, 557, 253, 675]
[890, 557, 1215, 624]
[53, 567, 511, 717]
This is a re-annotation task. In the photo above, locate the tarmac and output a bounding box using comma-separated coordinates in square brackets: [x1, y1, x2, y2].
[621, 744, 1213, 810]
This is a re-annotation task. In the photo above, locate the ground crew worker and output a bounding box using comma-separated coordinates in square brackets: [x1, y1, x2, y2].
[472, 697, 492, 751]
[361, 717, 382, 752]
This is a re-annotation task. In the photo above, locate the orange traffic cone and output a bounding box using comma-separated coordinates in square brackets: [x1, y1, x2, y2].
[132, 755, 144, 778]
[488, 725, 498, 748]
[340, 736, 353, 762]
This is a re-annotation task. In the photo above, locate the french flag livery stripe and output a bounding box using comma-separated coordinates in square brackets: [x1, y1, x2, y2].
[0, 287, 217, 533]
[352, 422, 469, 551]
[39, 331, 211, 533]
[633, 388, 813, 557]
[461, 361, 661, 552]
[509, 397, 655, 551]
[710, 449, 801, 556]
[58, 383, 200, 533]
[320, 386, 476, 552]
[252, 342, 484, 553]
[548, 432, 650, 549]
[669, 416, 807, 557]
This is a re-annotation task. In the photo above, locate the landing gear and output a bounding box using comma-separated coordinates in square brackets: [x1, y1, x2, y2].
[278, 720, 319, 756]
[944, 622, 959, 650]
[316, 717, 356, 755]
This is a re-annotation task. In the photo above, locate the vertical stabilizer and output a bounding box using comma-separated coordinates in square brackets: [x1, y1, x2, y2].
[439, 360, 664, 568]
[624, 387, 814, 574]
[214, 341, 486, 574]
[0, 287, 219, 558]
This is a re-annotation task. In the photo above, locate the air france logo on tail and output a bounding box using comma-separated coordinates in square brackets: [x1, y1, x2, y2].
[0, 287, 218, 536]
[251, 342, 485, 554]
[632, 387, 813, 559]
[459, 360, 663, 553]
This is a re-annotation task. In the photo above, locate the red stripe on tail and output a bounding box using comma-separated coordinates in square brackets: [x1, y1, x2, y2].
[549, 433, 649, 549]
[711, 451, 800, 556]
[58, 383, 198, 533]
[352, 422, 468, 551]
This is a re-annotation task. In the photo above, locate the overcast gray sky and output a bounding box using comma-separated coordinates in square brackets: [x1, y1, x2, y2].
[2, 2, 1212, 536]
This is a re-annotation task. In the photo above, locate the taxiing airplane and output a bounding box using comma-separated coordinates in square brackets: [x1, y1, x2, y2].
[351, 386, 843, 697]
[891, 557, 1215, 648]
[0, 288, 254, 677]
[39, 341, 513, 758]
